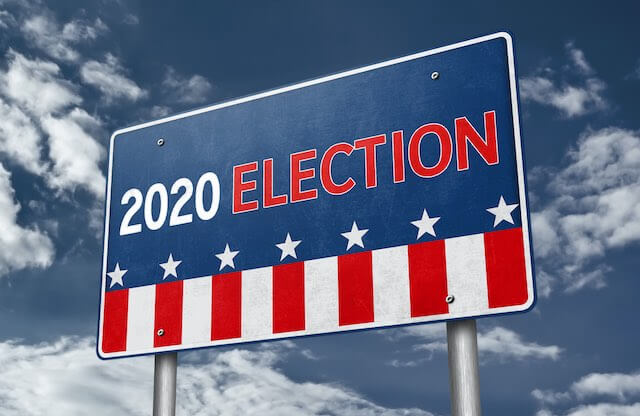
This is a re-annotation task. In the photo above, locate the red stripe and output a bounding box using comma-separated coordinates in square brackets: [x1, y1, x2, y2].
[154, 280, 183, 347]
[211, 272, 242, 340]
[338, 251, 374, 325]
[102, 289, 128, 353]
[272, 262, 306, 333]
[484, 227, 528, 308]
[408, 240, 449, 317]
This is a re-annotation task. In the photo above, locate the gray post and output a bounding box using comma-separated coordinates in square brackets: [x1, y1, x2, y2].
[153, 352, 177, 416]
[447, 319, 482, 416]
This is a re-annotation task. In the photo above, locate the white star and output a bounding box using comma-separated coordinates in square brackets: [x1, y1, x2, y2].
[411, 209, 441, 239]
[159, 253, 182, 279]
[215, 244, 239, 271]
[341, 221, 368, 250]
[107, 263, 127, 288]
[486, 196, 519, 227]
[276, 233, 301, 261]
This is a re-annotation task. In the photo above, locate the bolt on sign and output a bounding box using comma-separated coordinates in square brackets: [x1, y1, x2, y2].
[98, 32, 535, 359]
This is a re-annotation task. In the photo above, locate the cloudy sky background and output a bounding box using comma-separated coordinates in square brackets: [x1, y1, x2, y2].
[0, 1, 639, 415]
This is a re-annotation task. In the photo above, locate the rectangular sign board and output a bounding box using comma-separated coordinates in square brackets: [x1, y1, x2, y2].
[99, 32, 535, 359]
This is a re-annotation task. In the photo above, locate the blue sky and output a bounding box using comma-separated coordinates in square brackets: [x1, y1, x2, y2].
[0, 1, 639, 415]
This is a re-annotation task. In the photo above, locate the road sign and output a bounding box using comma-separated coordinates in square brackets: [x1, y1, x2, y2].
[98, 32, 535, 359]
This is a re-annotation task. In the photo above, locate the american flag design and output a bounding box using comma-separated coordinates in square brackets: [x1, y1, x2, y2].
[102, 227, 530, 356]
[99, 33, 535, 358]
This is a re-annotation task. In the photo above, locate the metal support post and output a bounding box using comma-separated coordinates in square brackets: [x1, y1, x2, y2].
[153, 352, 177, 416]
[447, 319, 482, 416]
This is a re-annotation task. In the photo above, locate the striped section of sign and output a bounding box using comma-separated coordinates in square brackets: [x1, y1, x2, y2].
[100, 227, 532, 357]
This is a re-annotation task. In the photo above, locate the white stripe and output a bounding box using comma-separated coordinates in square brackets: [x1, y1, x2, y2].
[372, 246, 410, 323]
[242, 267, 273, 340]
[126, 285, 156, 351]
[181, 276, 212, 345]
[305, 257, 339, 333]
[445, 234, 489, 315]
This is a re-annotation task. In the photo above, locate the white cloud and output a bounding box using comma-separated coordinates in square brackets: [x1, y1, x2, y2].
[41, 108, 106, 198]
[532, 369, 640, 415]
[387, 358, 424, 368]
[0, 337, 151, 415]
[0, 49, 81, 116]
[81, 54, 147, 103]
[532, 389, 571, 406]
[560, 403, 640, 416]
[571, 371, 640, 401]
[566, 42, 594, 76]
[123, 14, 140, 25]
[389, 324, 561, 365]
[537, 403, 640, 416]
[22, 14, 79, 62]
[0, 50, 106, 198]
[61, 17, 108, 42]
[520, 43, 606, 117]
[0, 9, 16, 29]
[399, 323, 446, 340]
[520, 76, 605, 118]
[532, 128, 640, 293]
[87, 201, 106, 233]
[534, 269, 555, 298]
[0, 97, 47, 175]
[410, 335, 447, 355]
[0, 337, 435, 416]
[0, 162, 54, 277]
[476, 327, 562, 361]
[149, 105, 172, 118]
[383, 324, 446, 365]
[163, 66, 213, 105]
[20, 12, 107, 62]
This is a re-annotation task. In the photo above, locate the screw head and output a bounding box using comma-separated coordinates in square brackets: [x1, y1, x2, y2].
[445, 295, 455, 304]
[431, 71, 440, 80]
[157, 138, 165, 146]
[157, 329, 165, 336]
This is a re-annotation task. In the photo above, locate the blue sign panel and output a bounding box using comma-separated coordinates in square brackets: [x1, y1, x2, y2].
[99, 33, 534, 359]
